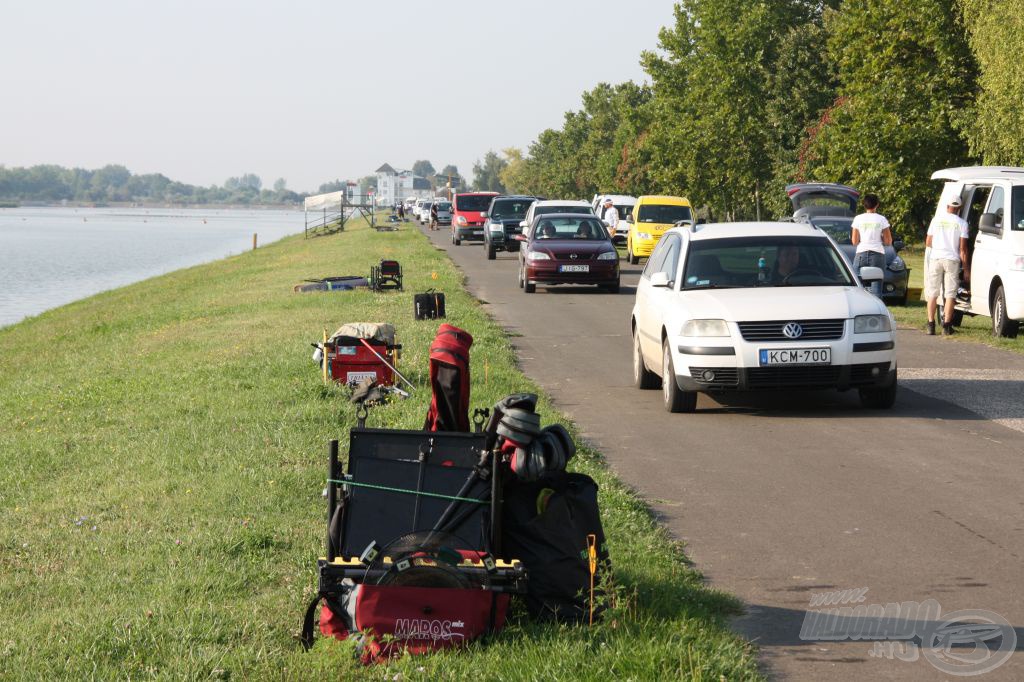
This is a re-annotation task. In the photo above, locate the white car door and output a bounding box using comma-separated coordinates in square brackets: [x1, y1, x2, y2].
[971, 183, 1006, 316]
[640, 235, 682, 365]
[635, 236, 670, 363]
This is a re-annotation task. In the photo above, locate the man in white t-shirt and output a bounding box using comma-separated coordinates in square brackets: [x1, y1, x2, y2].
[851, 193, 892, 297]
[925, 197, 969, 336]
[602, 198, 619, 240]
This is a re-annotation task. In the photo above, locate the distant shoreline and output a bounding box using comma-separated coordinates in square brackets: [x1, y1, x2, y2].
[5, 201, 301, 210]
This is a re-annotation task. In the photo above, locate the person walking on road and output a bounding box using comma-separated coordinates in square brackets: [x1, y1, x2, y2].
[851, 193, 892, 297]
[397, 202, 405, 221]
[429, 201, 439, 231]
[602, 198, 619, 240]
[925, 197, 969, 336]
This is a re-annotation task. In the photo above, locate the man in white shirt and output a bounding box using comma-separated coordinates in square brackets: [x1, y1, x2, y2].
[925, 197, 969, 335]
[602, 198, 618, 240]
[851, 193, 892, 297]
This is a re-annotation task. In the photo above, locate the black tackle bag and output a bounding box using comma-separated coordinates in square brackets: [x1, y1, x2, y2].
[501, 472, 609, 623]
[414, 290, 446, 320]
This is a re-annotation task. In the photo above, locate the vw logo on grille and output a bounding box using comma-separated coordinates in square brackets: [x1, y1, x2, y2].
[782, 322, 803, 339]
[569, 253, 578, 260]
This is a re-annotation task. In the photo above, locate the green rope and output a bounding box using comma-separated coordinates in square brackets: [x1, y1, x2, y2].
[328, 479, 487, 504]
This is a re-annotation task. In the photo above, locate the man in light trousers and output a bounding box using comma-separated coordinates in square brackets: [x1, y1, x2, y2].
[925, 197, 969, 336]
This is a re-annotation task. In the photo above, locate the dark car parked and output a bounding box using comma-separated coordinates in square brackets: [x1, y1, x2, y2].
[516, 213, 620, 293]
[483, 195, 538, 260]
[786, 183, 911, 305]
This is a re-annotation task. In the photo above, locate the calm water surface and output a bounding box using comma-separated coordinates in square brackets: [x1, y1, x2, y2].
[0, 207, 303, 327]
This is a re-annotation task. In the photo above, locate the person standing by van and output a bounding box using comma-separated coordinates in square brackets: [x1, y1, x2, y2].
[925, 197, 969, 336]
[602, 198, 619, 240]
[851, 193, 892, 297]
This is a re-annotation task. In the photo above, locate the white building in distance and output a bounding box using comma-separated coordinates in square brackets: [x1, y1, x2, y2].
[375, 163, 433, 205]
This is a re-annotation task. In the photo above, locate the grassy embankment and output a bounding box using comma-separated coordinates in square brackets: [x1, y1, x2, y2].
[890, 246, 1024, 354]
[0, 215, 760, 679]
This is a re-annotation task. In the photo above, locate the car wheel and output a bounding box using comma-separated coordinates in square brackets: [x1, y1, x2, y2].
[897, 289, 909, 306]
[517, 263, 524, 289]
[859, 371, 898, 409]
[633, 329, 659, 390]
[992, 286, 1020, 338]
[662, 338, 697, 413]
[524, 278, 536, 294]
[627, 242, 639, 265]
[605, 278, 620, 294]
[487, 242, 496, 260]
[454, 232, 461, 246]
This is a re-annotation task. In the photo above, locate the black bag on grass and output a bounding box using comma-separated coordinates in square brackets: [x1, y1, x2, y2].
[414, 290, 446, 320]
[501, 472, 609, 623]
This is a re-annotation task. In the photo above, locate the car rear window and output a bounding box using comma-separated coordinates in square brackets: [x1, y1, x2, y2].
[811, 218, 854, 244]
[532, 217, 609, 241]
[682, 236, 853, 289]
[456, 195, 495, 212]
[637, 204, 692, 224]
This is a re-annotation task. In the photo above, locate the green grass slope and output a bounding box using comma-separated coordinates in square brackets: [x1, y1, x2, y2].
[0, 216, 761, 680]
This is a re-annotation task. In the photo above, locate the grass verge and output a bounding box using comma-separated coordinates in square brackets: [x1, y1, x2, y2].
[0, 215, 761, 680]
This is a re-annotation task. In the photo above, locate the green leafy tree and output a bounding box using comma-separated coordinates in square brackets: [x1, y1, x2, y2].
[959, 0, 1024, 163]
[273, 178, 287, 192]
[801, 0, 976, 234]
[412, 160, 435, 178]
[471, 151, 508, 192]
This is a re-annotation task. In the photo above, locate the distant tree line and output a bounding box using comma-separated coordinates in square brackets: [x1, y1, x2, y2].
[488, 0, 1024, 238]
[0, 164, 304, 205]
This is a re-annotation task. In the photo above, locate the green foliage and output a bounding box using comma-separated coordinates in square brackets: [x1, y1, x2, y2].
[799, 0, 976, 234]
[959, 0, 1024, 164]
[471, 151, 508, 192]
[412, 159, 436, 178]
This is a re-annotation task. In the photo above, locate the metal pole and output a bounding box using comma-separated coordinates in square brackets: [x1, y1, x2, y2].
[327, 439, 338, 561]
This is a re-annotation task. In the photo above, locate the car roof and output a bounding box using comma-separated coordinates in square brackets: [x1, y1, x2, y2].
[637, 195, 691, 205]
[456, 191, 499, 196]
[533, 199, 591, 206]
[599, 194, 637, 204]
[677, 221, 827, 241]
[532, 212, 601, 221]
[492, 195, 537, 201]
[932, 166, 1024, 182]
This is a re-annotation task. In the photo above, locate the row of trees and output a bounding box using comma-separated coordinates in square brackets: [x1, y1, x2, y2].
[0, 164, 303, 205]
[484, 0, 1024, 237]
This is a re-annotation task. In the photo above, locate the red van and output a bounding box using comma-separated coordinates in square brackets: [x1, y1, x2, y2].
[451, 191, 499, 245]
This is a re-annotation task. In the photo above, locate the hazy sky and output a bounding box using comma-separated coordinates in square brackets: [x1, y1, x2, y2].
[0, 1, 676, 193]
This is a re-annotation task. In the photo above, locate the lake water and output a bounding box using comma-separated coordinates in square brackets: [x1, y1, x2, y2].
[0, 206, 304, 328]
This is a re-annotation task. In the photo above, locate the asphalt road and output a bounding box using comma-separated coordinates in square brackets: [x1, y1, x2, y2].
[422, 224, 1024, 680]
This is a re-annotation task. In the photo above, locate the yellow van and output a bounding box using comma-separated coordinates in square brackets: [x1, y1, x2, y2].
[626, 195, 693, 264]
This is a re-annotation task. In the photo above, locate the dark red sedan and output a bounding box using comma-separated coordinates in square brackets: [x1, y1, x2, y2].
[516, 214, 620, 293]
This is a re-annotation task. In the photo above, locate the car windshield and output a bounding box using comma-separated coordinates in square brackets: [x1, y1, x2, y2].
[614, 205, 634, 220]
[434, 202, 451, 211]
[489, 200, 532, 219]
[532, 217, 609, 241]
[811, 218, 854, 245]
[682, 236, 854, 289]
[456, 195, 495, 212]
[637, 204, 692, 224]
[536, 205, 594, 216]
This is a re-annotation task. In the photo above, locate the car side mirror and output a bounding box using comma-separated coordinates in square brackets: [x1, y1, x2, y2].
[979, 212, 1002, 236]
[650, 272, 671, 288]
[859, 266, 884, 284]
[892, 237, 905, 252]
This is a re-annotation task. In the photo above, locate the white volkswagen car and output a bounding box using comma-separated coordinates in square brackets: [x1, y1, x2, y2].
[631, 222, 897, 412]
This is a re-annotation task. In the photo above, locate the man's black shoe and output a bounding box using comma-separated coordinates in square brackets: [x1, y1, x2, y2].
[927, 321, 936, 336]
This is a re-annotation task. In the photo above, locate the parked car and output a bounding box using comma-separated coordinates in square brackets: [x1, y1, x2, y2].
[626, 195, 693, 264]
[451, 191, 500, 245]
[415, 199, 432, 223]
[516, 213, 620, 293]
[785, 183, 910, 305]
[430, 200, 453, 228]
[483, 195, 538, 259]
[593, 194, 637, 244]
[519, 200, 595, 238]
[931, 166, 1024, 337]
[631, 221, 897, 412]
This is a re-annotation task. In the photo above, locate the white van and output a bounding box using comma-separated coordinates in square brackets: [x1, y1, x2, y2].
[931, 166, 1024, 337]
[593, 194, 637, 243]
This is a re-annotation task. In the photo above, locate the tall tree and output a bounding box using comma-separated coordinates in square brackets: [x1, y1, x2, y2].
[801, 0, 976, 233]
[412, 160, 435, 178]
[273, 178, 287, 192]
[471, 152, 508, 192]
[959, 0, 1024, 164]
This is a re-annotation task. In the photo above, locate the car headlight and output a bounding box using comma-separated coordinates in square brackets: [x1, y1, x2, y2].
[1010, 255, 1024, 271]
[681, 319, 730, 337]
[637, 232, 652, 240]
[854, 314, 892, 334]
[526, 251, 550, 261]
[597, 251, 618, 260]
[456, 215, 468, 226]
[887, 256, 906, 272]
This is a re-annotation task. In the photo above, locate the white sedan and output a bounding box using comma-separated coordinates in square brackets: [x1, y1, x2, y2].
[631, 222, 898, 412]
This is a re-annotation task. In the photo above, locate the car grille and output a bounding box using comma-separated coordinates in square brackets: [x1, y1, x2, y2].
[689, 367, 739, 386]
[746, 366, 842, 388]
[738, 319, 845, 341]
[552, 252, 595, 261]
